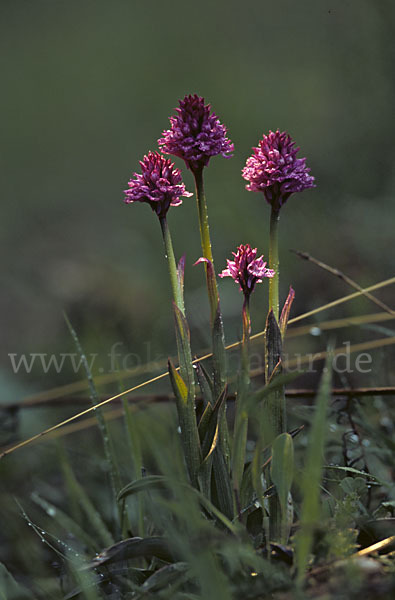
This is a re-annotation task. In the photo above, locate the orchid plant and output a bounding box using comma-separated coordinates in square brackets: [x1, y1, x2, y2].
[124, 94, 315, 544]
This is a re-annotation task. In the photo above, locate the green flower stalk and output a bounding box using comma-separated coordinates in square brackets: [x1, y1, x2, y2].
[232, 295, 251, 512]
[219, 244, 275, 514]
[159, 95, 235, 512]
[242, 129, 315, 320]
[159, 94, 234, 398]
[242, 130, 314, 540]
[124, 151, 201, 487]
[269, 208, 280, 320]
[161, 227, 201, 488]
[193, 168, 218, 322]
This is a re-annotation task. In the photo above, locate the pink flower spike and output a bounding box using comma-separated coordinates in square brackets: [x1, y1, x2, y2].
[159, 94, 234, 172]
[219, 244, 275, 297]
[124, 151, 193, 219]
[242, 130, 315, 210]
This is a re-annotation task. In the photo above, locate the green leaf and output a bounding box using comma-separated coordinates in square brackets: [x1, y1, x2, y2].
[0, 563, 36, 600]
[279, 286, 295, 338]
[212, 445, 235, 521]
[197, 386, 226, 501]
[247, 371, 303, 414]
[324, 465, 379, 481]
[168, 359, 201, 487]
[270, 433, 294, 543]
[198, 402, 213, 444]
[199, 387, 227, 459]
[265, 310, 283, 381]
[139, 562, 190, 595]
[231, 324, 251, 504]
[63, 313, 122, 520]
[263, 311, 286, 454]
[58, 445, 114, 547]
[31, 492, 98, 553]
[173, 303, 195, 391]
[118, 474, 167, 499]
[339, 476, 367, 495]
[195, 361, 214, 408]
[295, 353, 333, 586]
[85, 537, 174, 569]
[212, 305, 227, 397]
[271, 434, 294, 513]
[118, 475, 238, 534]
[194, 258, 227, 409]
[251, 438, 265, 506]
[168, 359, 188, 405]
[177, 255, 186, 297]
[194, 259, 231, 516]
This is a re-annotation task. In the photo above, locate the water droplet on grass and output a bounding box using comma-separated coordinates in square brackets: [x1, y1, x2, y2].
[310, 327, 321, 336]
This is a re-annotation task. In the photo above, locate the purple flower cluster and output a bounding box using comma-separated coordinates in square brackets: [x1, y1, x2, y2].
[242, 130, 315, 210]
[124, 151, 192, 218]
[219, 244, 275, 297]
[158, 94, 234, 172]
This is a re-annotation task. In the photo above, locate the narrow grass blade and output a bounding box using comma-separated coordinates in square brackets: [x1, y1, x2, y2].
[295, 353, 332, 585]
[137, 562, 190, 596]
[247, 371, 303, 414]
[66, 554, 98, 600]
[58, 445, 114, 547]
[30, 492, 98, 553]
[122, 394, 144, 536]
[63, 313, 122, 522]
[0, 562, 35, 600]
[270, 433, 294, 543]
[231, 380, 249, 508]
[85, 537, 174, 568]
[118, 475, 238, 534]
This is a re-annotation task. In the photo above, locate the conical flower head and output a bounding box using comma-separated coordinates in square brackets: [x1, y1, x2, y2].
[242, 130, 315, 211]
[158, 94, 234, 172]
[219, 243, 275, 298]
[124, 151, 192, 218]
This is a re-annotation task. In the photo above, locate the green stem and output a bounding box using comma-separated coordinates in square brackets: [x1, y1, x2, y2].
[232, 296, 251, 512]
[193, 167, 232, 513]
[193, 168, 218, 322]
[269, 208, 280, 321]
[266, 209, 287, 542]
[159, 215, 201, 487]
[193, 168, 227, 392]
[242, 297, 251, 347]
[160, 216, 184, 314]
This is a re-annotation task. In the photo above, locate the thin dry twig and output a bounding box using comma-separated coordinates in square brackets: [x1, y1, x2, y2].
[2, 386, 394, 411]
[291, 249, 395, 316]
[286, 311, 395, 339]
[353, 535, 395, 557]
[308, 535, 395, 579]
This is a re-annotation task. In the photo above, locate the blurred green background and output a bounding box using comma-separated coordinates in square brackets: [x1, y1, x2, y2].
[1, 0, 394, 394]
